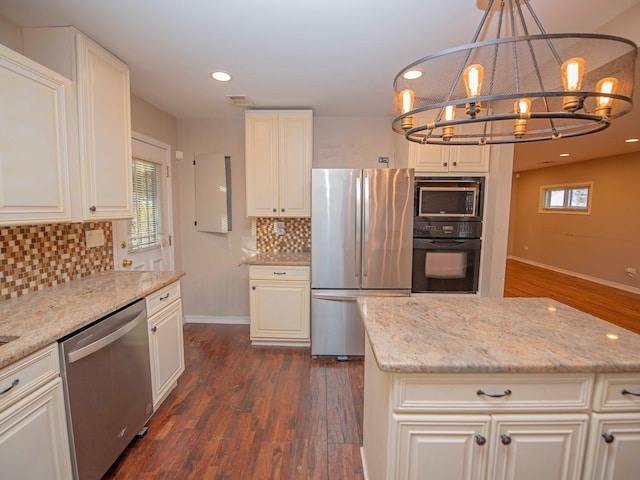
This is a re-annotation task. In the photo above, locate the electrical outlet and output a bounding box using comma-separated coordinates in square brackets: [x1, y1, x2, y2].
[274, 221, 286, 236]
[625, 267, 636, 278]
[85, 229, 105, 248]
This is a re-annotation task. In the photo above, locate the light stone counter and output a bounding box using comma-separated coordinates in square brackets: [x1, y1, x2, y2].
[0, 270, 185, 369]
[359, 296, 640, 374]
[242, 251, 310, 266]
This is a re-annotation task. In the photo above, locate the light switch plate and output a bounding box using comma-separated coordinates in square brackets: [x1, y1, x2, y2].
[85, 229, 105, 248]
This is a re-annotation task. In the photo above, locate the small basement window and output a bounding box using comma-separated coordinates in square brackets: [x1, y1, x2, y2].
[539, 182, 592, 214]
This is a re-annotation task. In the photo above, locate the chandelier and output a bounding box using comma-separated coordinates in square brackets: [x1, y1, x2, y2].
[392, 0, 637, 145]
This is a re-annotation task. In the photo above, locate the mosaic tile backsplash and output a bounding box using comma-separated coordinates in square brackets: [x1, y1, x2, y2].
[256, 217, 310, 253]
[0, 222, 114, 300]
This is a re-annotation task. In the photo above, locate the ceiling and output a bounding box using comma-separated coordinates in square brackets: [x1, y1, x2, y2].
[1, 0, 639, 171]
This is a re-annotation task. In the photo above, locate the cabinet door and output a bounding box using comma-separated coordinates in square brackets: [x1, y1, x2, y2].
[409, 142, 450, 172]
[148, 299, 185, 409]
[0, 44, 72, 225]
[76, 33, 133, 219]
[278, 111, 312, 217]
[448, 121, 490, 173]
[250, 280, 310, 344]
[583, 413, 640, 480]
[488, 414, 588, 480]
[245, 112, 279, 216]
[0, 379, 73, 480]
[394, 415, 490, 480]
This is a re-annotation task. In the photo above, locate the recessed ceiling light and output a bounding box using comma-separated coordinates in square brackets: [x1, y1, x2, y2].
[559, 153, 570, 157]
[211, 71, 232, 82]
[625, 138, 639, 143]
[403, 70, 422, 80]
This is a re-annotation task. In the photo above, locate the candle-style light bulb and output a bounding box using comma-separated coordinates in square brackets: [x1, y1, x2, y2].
[463, 64, 484, 117]
[561, 57, 585, 111]
[513, 98, 532, 138]
[595, 77, 618, 116]
[442, 105, 456, 141]
[400, 89, 415, 130]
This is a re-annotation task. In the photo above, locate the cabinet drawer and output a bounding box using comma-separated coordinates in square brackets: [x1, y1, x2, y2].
[394, 373, 594, 413]
[0, 344, 59, 412]
[146, 282, 181, 317]
[250, 266, 309, 281]
[593, 373, 640, 412]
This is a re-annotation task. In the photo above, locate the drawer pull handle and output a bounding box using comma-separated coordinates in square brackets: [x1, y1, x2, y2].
[500, 434, 512, 445]
[0, 379, 19, 395]
[474, 434, 486, 446]
[273, 272, 286, 276]
[602, 432, 615, 444]
[159, 293, 170, 301]
[621, 389, 640, 397]
[477, 388, 512, 398]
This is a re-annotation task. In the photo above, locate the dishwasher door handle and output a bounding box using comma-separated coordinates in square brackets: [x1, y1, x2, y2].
[67, 310, 146, 364]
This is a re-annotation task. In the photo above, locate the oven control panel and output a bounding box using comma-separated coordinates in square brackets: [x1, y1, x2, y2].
[413, 220, 482, 239]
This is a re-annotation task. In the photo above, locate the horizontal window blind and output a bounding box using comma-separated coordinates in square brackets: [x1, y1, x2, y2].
[130, 158, 163, 251]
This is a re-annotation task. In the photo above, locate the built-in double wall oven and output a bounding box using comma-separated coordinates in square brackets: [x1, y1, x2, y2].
[412, 176, 484, 293]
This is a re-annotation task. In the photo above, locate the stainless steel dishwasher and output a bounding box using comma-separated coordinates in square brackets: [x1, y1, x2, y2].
[59, 298, 153, 480]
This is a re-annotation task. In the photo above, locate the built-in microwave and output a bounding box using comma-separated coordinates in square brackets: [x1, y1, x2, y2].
[414, 177, 484, 220]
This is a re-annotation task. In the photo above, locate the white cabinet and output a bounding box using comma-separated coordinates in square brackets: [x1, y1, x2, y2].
[0, 43, 73, 226]
[0, 344, 73, 480]
[24, 26, 133, 220]
[146, 281, 185, 409]
[408, 115, 490, 173]
[245, 110, 312, 217]
[362, 339, 595, 480]
[249, 266, 310, 346]
[583, 373, 640, 480]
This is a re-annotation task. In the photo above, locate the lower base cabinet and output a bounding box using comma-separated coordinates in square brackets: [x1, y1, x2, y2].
[362, 338, 640, 480]
[147, 282, 185, 410]
[0, 354, 72, 480]
[249, 266, 310, 347]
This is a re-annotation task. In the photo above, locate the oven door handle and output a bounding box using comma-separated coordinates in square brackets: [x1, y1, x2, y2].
[428, 239, 469, 246]
[66, 310, 146, 364]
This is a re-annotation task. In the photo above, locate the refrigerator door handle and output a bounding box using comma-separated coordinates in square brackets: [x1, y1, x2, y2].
[355, 172, 362, 278]
[362, 170, 370, 278]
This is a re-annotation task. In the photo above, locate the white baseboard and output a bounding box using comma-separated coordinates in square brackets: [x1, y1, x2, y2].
[184, 315, 250, 325]
[508, 256, 640, 295]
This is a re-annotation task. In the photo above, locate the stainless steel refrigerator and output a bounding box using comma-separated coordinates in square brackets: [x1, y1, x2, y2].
[311, 168, 414, 357]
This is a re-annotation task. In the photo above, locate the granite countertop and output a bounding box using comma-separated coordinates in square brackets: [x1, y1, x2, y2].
[0, 270, 185, 369]
[359, 296, 640, 375]
[242, 251, 311, 266]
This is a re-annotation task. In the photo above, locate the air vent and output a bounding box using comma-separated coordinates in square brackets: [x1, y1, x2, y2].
[225, 95, 254, 107]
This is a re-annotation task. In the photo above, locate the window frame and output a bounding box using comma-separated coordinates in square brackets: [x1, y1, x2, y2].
[538, 181, 593, 215]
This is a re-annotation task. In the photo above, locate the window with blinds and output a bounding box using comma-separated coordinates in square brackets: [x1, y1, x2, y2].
[130, 158, 163, 251]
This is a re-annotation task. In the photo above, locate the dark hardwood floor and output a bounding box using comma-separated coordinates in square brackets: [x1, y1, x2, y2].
[103, 324, 364, 480]
[104, 259, 640, 479]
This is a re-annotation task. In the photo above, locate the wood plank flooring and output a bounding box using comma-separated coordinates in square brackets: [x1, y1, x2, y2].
[504, 258, 640, 334]
[103, 325, 364, 480]
[104, 259, 640, 479]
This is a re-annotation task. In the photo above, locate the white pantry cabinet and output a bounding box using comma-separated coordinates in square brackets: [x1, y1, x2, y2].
[146, 281, 185, 410]
[0, 43, 73, 226]
[245, 110, 312, 217]
[0, 344, 73, 480]
[249, 266, 310, 346]
[24, 26, 133, 220]
[408, 112, 490, 173]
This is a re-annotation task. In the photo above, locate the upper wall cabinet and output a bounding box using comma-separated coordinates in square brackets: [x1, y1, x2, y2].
[408, 113, 491, 173]
[24, 27, 133, 220]
[0, 43, 73, 226]
[245, 110, 312, 217]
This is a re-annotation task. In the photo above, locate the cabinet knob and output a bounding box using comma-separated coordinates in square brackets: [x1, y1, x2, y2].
[443, 162, 448, 167]
[89, 205, 97, 212]
[281, 208, 285, 212]
[500, 434, 512, 445]
[602, 432, 615, 444]
[252, 286, 256, 290]
[452, 161, 457, 166]
[151, 326, 157, 333]
[273, 208, 277, 213]
[474, 434, 487, 446]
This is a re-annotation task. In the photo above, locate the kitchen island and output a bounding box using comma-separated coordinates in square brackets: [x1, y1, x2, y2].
[358, 297, 640, 480]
